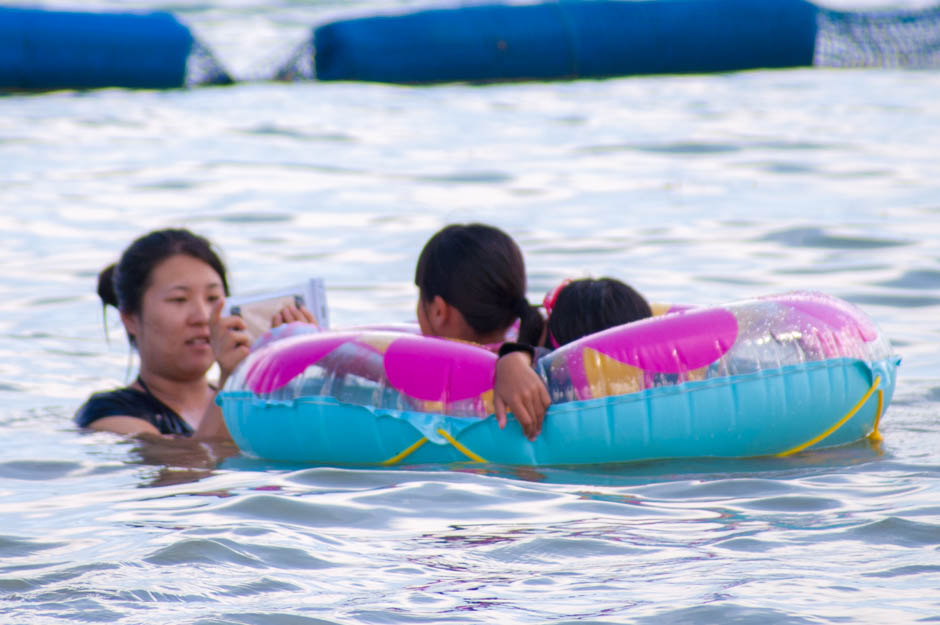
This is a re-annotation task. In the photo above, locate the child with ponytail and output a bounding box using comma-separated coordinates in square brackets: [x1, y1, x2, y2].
[414, 223, 549, 439]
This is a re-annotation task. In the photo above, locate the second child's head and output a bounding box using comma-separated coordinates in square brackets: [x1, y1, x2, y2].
[543, 278, 652, 348]
[415, 223, 543, 345]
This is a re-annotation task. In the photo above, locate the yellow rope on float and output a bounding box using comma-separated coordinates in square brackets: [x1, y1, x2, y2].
[387, 376, 886, 464]
[436, 428, 488, 463]
[380, 437, 428, 466]
[869, 389, 885, 443]
[778, 375, 882, 457]
[381, 429, 488, 465]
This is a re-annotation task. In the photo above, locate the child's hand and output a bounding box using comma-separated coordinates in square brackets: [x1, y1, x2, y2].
[271, 303, 316, 327]
[493, 351, 551, 441]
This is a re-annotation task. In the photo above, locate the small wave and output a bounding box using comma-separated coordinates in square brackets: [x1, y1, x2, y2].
[762, 226, 909, 249]
[144, 537, 336, 570]
[0, 460, 83, 481]
[824, 516, 940, 548]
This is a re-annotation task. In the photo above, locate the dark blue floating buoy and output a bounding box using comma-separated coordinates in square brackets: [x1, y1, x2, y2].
[0, 7, 231, 91]
[313, 0, 820, 84]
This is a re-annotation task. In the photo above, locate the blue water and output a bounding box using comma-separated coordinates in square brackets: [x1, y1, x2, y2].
[2, 1, 940, 623]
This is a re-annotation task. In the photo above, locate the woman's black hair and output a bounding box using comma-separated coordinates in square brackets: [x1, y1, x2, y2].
[547, 278, 651, 347]
[98, 229, 229, 343]
[415, 223, 544, 344]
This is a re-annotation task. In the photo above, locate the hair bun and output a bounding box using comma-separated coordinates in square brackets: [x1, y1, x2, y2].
[97, 263, 119, 309]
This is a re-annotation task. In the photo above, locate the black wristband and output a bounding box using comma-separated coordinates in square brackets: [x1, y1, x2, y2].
[497, 342, 536, 360]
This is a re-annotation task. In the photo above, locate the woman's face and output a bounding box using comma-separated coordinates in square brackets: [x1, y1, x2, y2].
[122, 254, 225, 382]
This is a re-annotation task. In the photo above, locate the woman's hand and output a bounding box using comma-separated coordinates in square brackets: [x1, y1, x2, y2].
[209, 300, 252, 386]
[271, 303, 317, 327]
[493, 351, 551, 441]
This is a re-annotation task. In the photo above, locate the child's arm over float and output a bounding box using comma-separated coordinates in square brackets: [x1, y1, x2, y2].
[493, 344, 550, 441]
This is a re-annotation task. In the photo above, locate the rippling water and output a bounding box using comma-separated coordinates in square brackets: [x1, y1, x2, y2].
[2, 1, 940, 623]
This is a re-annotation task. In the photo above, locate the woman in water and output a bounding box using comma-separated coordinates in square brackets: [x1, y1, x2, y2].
[75, 228, 252, 440]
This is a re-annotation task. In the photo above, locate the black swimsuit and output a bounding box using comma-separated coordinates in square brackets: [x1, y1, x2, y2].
[74, 377, 194, 436]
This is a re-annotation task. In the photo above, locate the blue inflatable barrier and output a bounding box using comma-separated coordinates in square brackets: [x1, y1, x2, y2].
[0, 7, 230, 90]
[313, 0, 820, 83]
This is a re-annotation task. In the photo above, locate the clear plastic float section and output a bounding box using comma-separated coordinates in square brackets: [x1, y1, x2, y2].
[219, 291, 900, 466]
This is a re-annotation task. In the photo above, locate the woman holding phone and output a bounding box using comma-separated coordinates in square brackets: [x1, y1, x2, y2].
[75, 228, 255, 440]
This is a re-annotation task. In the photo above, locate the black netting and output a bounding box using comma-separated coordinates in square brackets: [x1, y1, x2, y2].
[185, 38, 235, 86]
[815, 4, 940, 68]
[273, 37, 316, 81]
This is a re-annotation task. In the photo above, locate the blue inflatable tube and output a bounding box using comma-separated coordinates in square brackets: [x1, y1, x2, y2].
[218, 292, 900, 466]
[313, 0, 820, 83]
[0, 7, 229, 90]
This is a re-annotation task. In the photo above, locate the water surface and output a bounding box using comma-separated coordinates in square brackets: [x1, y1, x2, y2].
[1, 1, 939, 623]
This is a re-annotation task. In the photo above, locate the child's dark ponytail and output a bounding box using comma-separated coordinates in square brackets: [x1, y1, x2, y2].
[516, 299, 546, 346]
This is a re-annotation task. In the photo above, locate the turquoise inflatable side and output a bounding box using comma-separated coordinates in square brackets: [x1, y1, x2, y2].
[313, 0, 819, 83]
[0, 7, 228, 90]
[221, 356, 899, 466]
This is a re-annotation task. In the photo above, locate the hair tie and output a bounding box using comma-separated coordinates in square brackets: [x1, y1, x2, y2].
[542, 279, 572, 319]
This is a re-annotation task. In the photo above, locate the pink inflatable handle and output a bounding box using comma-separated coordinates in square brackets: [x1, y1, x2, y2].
[246, 332, 357, 394]
[578, 307, 739, 374]
[383, 335, 496, 402]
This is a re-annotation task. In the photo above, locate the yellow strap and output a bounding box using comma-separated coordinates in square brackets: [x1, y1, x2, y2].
[436, 428, 488, 463]
[381, 437, 428, 466]
[868, 389, 885, 443]
[381, 429, 487, 465]
[778, 375, 882, 457]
